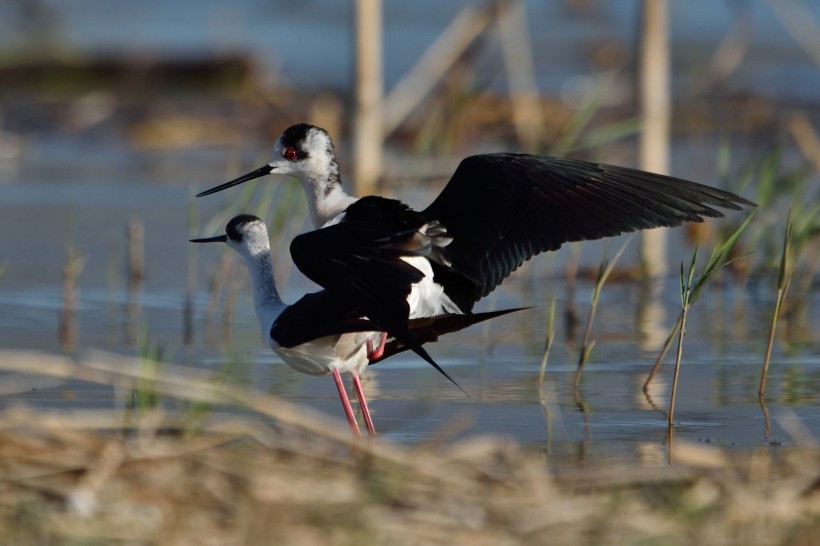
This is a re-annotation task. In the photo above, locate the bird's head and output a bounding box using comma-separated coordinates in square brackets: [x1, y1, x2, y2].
[190, 214, 270, 259]
[196, 124, 339, 198]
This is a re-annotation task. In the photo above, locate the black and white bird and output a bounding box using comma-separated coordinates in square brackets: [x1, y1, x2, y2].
[191, 214, 520, 437]
[197, 124, 755, 370]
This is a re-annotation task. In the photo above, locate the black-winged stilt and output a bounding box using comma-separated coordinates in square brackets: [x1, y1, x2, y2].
[191, 214, 521, 437]
[196, 124, 755, 358]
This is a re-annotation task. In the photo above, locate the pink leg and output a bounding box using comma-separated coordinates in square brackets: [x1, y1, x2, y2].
[366, 332, 388, 361]
[351, 373, 376, 436]
[332, 368, 361, 437]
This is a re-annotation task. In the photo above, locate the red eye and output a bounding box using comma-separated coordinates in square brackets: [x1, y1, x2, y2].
[283, 148, 298, 161]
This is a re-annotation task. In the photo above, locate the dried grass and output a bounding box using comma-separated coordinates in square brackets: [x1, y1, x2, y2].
[0, 350, 818, 545]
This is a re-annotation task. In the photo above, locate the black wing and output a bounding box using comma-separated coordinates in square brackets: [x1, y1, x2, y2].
[271, 290, 380, 348]
[290, 196, 463, 387]
[423, 153, 756, 308]
[290, 197, 429, 335]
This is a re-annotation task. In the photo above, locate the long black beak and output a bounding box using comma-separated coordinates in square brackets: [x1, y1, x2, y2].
[196, 164, 274, 197]
[190, 234, 228, 244]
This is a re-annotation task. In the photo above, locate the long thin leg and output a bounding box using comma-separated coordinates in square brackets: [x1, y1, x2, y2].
[332, 368, 361, 437]
[351, 373, 376, 436]
[366, 332, 388, 361]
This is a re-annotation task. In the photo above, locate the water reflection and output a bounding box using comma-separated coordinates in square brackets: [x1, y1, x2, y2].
[635, 373, 667, 414]
[759, 397, 772, 442]
[637, 441, 666, 467]
[636, 278, 667, 351]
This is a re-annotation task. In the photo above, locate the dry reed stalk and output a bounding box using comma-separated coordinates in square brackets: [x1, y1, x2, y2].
[0, 350, 464, 485]
[105, 237, 121, 344]
[67, 440, 126, 516]
[222, 257, 241, 332]
[788, 113, 820, 173]
[125, 220, 144, 345]
[497, 0, 543, 150]
[639, 0, 670, 280]
[205, 250, 232, 322]
[353, 0, 383, 196]
[764, 0, 820, 69]
[59, 249, 86, 353]
[126, 219, 144, 285]
[690, 2, 752, 92]
[0, 351, 818, 545]
[381, 3, 498, 137]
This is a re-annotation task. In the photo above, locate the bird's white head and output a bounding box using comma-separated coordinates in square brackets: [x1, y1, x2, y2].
[196, 123, 353, 227]
[269, 124, 340, 186]
[190, 214, 270, 260]
[197, 124, 340, 194]
[191, 215, 285, 339]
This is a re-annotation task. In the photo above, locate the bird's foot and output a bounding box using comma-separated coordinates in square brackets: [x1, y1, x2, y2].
[366, 332, 388, 361]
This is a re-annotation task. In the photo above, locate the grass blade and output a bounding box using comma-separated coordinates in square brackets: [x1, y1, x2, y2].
[574, 237, 632, 388]
[644, 213, 754, 391]
[759, 210, 793, 398]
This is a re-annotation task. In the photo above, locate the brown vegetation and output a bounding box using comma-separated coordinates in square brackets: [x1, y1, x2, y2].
[1, 350, 817, 545]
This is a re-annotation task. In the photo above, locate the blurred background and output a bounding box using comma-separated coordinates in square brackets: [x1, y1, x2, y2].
[3, 1, 820, 188]
[0, 0, 817, 451]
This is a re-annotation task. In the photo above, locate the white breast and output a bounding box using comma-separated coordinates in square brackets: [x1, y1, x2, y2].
[272, 330, 379, 376]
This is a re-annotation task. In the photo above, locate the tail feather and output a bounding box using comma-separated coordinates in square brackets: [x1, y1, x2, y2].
[370, 307, 528, 395]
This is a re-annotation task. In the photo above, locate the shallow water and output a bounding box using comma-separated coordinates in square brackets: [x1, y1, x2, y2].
[0, 1, 818, 463]
[0, 177, 816, 463]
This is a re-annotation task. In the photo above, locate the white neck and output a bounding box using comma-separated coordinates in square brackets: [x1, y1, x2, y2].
[239, 247, 287, 345]
[300, 174, 358, 228]
[273, 126, 359, 227]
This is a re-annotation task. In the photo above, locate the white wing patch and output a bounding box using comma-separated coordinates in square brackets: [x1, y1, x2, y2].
[402, 256, 461, 318]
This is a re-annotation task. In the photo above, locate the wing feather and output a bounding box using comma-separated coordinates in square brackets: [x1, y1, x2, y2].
[423, 153, 755, 307]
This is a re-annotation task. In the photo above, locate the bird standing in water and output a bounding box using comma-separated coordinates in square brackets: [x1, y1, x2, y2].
[197, 123, 755, 365]
[192, 214, 521, 437]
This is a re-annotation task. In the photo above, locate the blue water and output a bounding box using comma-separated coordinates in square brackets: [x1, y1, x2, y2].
[0, 0, 817, 461]
[0, 174, 817, 459]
